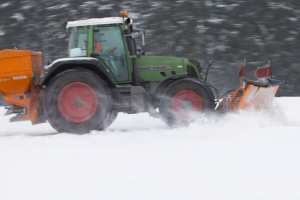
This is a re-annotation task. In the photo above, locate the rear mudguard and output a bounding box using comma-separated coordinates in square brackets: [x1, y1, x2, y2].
[41, 57, 115, 87]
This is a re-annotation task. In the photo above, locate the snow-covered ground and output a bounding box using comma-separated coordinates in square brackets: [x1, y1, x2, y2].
[0, 97, 300, 200]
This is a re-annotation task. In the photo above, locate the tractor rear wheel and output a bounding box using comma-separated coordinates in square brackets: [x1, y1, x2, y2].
[159, 78, 214, 127]
[43, 69, 113, 134]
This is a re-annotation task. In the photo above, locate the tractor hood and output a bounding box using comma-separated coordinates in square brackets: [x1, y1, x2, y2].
[136, 55, 189, 82]
[137, 56, 202, 82]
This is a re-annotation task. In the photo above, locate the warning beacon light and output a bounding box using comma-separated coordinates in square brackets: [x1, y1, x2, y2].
[121, 11, 128, 17]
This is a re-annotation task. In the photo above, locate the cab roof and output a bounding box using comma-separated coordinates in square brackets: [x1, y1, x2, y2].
[66, 17, 124, 28]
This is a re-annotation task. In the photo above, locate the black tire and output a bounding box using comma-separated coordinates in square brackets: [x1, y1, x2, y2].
[95, 109, 118, 131]
[106, 109, 118, 128]
[159, 78, 215, 127]
[43, 69, 113, 134]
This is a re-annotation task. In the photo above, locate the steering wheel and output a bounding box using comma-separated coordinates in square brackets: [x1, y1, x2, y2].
[106, 47, 117, 56]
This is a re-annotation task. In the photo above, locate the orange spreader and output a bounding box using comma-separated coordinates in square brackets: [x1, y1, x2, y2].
[0, 49, 45, 124]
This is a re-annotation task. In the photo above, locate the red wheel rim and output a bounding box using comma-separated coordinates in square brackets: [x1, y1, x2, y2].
[57, 82, 98, 123]
[171, 90, 203, 121]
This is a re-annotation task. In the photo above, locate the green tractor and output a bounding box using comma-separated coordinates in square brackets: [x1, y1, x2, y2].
[0, 13, 286, 134]
[40, 14, 215, 133]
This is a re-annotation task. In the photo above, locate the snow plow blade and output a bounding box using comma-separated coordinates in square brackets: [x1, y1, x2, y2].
[217, 60, 288, 112]
[231, 79, 287, 111]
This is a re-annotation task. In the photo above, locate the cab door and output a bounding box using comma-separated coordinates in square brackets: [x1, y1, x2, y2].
[92, 26, 129, 82]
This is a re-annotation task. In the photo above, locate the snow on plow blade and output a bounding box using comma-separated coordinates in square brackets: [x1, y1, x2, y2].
[218, 61, 288, 112]
[238, 84, 278, 110]
[232, 79, 286, 111]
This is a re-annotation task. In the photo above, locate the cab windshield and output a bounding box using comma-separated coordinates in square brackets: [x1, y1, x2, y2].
[67, 27, 88, 57]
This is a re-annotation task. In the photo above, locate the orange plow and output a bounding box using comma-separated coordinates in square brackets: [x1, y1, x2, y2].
[216, 60, 288, 112]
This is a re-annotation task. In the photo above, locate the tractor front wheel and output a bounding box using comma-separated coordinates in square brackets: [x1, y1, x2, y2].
[159, 78, 214, 127]
[43, 69, 113, 134]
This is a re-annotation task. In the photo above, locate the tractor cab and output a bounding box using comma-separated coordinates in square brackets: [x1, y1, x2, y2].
[65, 15, 194, 87]
[67, 17, 132, 82]
[66, 12, 203, 89]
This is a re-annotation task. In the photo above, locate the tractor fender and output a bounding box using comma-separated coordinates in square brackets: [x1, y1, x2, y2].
[41, 58, 115, 87]
[151, 73, 188, 108]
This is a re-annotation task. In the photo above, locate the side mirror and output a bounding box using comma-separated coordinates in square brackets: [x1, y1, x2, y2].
[132, 29, 146, 46]
[137, 47, 145, 58]
[137, 47, 142, 53]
